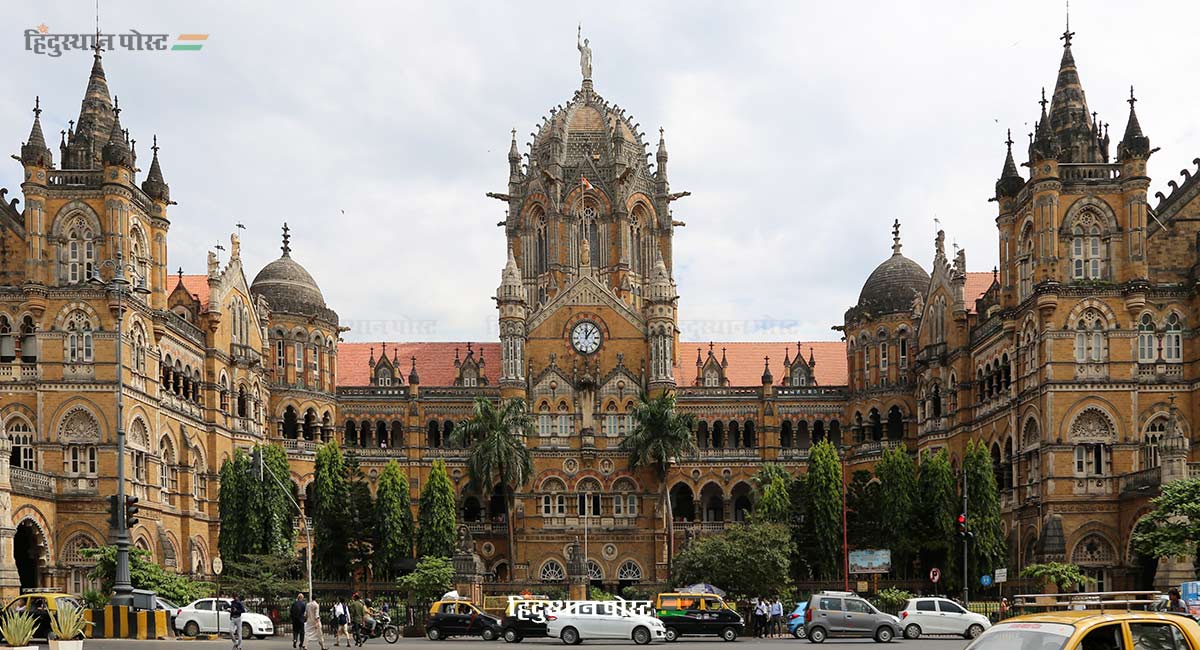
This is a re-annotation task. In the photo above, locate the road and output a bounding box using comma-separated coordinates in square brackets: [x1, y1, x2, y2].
[80, 636, 974, 649]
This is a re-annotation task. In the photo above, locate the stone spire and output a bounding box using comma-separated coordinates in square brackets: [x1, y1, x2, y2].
[141, 135, 170, 202]
[761, 356, 773, 385]
[66, 45, 115, 169]
[996, 129, 1025, 198]
[655, 127, 669, 193]
[1031, 88, 1058, 163]
[281, 223, 292, 257]
[101, 97, 133, 169]
[508, 128, 522, 182]
[1047, 26, 1104, 163]
[1117, 86, 1152, 161]
[498, 245, 523, 300]
[408, 355, 420, 384]
[20, 97, 53, 167]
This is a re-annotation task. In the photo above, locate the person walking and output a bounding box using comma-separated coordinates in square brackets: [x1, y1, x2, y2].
[770, 597, 784, 638]
[306, 595, 328, 650]
[754, 597, 769, 638]
[332, 599, 351, 647]
[291, 593, 308, 649]
[348, 592, 366, 647]
[229, 594, 247, 650]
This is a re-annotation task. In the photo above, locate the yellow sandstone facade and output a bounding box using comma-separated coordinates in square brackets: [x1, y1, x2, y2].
[0, 26, 1197, 599]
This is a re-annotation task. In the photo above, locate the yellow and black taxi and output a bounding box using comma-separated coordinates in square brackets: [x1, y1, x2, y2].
[426, 597, 502, 641]
[655, 593, 744, 642]
[3, 592, 84, 640]
[965, 610, 1200, 650]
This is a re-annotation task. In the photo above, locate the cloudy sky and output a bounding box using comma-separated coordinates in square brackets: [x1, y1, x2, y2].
[4, 1, 1199, 343]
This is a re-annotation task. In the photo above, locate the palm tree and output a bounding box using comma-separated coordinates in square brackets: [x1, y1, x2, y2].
[453, 396, 534, 573]
[618, 391, 697, 569]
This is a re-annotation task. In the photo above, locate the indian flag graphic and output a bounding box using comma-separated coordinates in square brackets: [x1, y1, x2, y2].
[172, 34, 208, 51]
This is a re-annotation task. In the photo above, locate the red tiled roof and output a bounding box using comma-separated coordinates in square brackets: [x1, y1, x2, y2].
[336, 340, 848, 388]
[675, 341, 847, 387]
[965, 271, 995, 314]
[178, 274, 210, 310]
[338, 342, 501, 387]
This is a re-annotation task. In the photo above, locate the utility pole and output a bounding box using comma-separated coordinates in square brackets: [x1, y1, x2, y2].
[842, 448, 849, 592]
[962, 469, 969, 605]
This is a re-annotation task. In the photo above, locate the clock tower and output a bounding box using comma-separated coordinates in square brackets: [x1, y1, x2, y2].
[492, 35, 683, 439]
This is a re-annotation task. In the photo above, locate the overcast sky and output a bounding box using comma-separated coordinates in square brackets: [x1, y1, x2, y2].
[5, 1, 1199, 343]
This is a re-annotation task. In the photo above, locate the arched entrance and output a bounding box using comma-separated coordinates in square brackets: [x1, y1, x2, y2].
[14, 520, 44, 590]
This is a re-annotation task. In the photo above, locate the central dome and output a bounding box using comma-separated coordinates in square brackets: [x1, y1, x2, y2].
[250, 225, 329, 318]
[855, 221, 929, 316]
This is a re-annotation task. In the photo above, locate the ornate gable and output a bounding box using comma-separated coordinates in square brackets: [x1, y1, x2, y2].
[781, 342, 818, 387]
[526, 273, 644, 334]
[693, 343, 729, 387]
[453, 343, 488, 387]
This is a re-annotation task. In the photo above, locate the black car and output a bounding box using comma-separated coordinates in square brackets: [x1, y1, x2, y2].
[426, 598, 502, 641]
[499, 599, 552, 643]
[656, 593, 744, 642]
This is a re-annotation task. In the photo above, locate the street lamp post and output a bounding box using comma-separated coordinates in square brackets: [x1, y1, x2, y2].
[92, 239, 149, 607]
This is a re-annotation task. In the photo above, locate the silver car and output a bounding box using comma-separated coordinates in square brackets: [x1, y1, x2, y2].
[803, 591, 900, 643]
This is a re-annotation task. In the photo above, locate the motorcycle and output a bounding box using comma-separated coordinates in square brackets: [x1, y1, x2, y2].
[353, 613, 400, 645]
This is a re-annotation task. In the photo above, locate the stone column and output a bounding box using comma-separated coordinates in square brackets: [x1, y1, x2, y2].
[1155, 401, 1195, 590]
[452, 526, 485, 605]
[566, 538, 588, 601]
[0, 425, 21, 599]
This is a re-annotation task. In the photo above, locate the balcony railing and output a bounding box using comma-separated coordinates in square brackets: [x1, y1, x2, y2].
[11, 468, 55, 496]
[691, 448, 760, 460]
[47, 169, 103, 187]
[1120, 466, 1162, 494]
[1059, 163, 1120, 182]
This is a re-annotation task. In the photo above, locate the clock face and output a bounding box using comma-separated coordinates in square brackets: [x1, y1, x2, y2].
[570, 321, 602, 355]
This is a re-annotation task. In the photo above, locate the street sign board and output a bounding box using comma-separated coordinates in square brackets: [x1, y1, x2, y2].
[849, 549, 892, 574]
[212, 557, 223, 576]
[981, 574, 993, 587]
[994, 568, 1008, 584]
[930, 568, 941, 584]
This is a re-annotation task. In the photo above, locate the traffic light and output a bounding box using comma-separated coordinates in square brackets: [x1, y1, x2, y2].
[107, 495, 121, 530]
[956, 513, 967, 538]
[124, 496, 140, 529]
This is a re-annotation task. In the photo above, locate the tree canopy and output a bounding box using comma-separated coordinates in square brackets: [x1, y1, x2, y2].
[672, 523, 793, 599]
[313, 440, 352, 580]
[805, 440, 844, 580]
[417, 459, 458, 559]
[916, 449, 958, 588]
[374, 460, 415, 577]
[217, 444, 294, 561]
[82, 546, 212, 604]
[963, 439, 1005, 577]
[875, 446, 918, 576]
[397, 556, 455, 605]
[1133, 477, 1200, 559]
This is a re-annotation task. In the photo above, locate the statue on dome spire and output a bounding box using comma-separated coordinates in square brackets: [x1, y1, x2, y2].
[577, 24, 592, 80]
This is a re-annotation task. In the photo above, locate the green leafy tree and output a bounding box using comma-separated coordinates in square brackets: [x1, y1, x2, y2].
[1021, 562, 1091, 592]
[805, 440, 844, 580]
[672, 523, 793, 599]
[82, 546, 212, 604]
[963, 439, 1005, 577]
[751, 463, 793, 492]
[915, 449, 958, 588]
[875, 446, 918, 576]
[374, 461, 415, 577]
[313, 440, 352, 579]
[846, 469, 883, 550]
[217, 445, 294, 561]
[397, 556, 455, 606]
[754, 475, 793, 525]
[1133, 478, 1200, 560]
[417, 459, 458, 558]
[618, 391, 697, 566]
[221, 553, 306, 602]
[453, 396, 535, 568]
[346, 455, 376, 583]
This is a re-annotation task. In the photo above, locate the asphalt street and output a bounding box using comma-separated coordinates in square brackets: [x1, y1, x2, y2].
[78, 636, 975, 649]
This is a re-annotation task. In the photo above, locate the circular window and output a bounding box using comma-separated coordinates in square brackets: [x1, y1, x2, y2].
[603, 544, 618, 560]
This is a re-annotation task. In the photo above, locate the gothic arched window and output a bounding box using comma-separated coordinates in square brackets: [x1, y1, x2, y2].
[539, 559, 566, 582]
[1137, 313, 1156, 363]
[1165, 314, 1183, 363]
[1073, 311, 1106, 363]
[1144, 417, 1166, 469]
[65, 220, 96, 284]
[8, 418, 35, 471]
[64, 310, 94, 363]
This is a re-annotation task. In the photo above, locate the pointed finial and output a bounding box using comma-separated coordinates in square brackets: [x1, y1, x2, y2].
[281, 222, 291, 256]
[1061, 0, 1074, 47]
[1006, 129, 1014, 150]
[151, 134, 159, 155]
[33, 96, 41, 118]
[112, 95, 120, 117]
[177, 267, 184, 282]
[1128, 85, 1137, 108]
[1039, 87, 1048, 112]
[891, 219, 902, 255]
[993, 266, 999, 283]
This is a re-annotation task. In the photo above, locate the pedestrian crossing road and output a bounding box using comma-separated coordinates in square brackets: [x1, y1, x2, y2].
[82, 636, 974, 649]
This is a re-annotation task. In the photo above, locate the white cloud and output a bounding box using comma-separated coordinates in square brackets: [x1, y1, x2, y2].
[3, 0, 1199, 342]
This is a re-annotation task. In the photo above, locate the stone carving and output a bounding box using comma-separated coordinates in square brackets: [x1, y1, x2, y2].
[577, 25, 592, 80]
[579, 236, 590, 267]
[1070, 408, 1114, 441]
[457, 524, 473, 552]
[206, 251, 218, 277]
[230, 232, 240, 259]
[58, 408, 100, 443]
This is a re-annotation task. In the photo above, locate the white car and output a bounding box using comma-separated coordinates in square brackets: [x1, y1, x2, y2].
[547, 601, 666, 644]
[899, 597, 990, 640]
[174, 598, 275, 639]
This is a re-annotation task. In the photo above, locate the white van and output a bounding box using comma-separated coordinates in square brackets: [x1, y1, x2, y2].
[546, 601, 666, 645]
